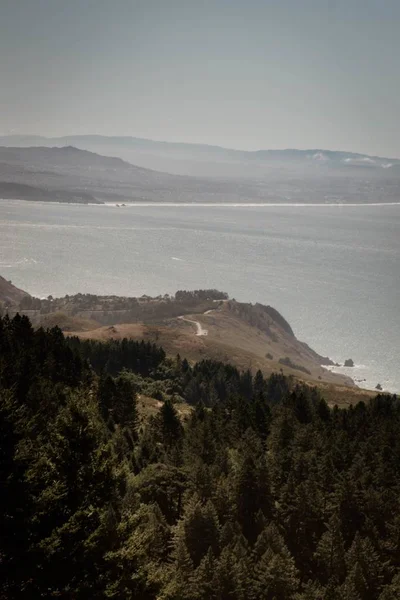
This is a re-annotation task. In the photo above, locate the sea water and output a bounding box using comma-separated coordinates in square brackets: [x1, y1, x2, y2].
[0, 200, 399, 392]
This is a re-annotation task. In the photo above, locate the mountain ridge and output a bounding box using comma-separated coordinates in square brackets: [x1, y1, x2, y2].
[1, 134, 399, 164]
[1, 140, 399, 203]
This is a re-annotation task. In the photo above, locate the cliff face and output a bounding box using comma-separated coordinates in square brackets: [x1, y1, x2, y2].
[184, 300, 352, 386]
[0, 276, 30, 305]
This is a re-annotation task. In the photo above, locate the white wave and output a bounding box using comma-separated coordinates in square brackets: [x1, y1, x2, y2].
[326, 363, 367, 371]
[312, 152, 329, 161]
[343, 156, 376, 164]
[324, 363, 397, 393]
[0, 257, 38, 267]
[90, 202, 400, 208]
[171, 257, 184, 261]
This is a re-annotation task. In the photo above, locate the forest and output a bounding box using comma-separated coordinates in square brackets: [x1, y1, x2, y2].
[1, 313, 400, 599]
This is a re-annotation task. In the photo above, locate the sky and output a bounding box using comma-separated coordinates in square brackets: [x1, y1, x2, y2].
[1, 0, 399, 156]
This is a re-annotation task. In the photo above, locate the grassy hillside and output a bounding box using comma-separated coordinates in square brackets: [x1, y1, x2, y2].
[67, 298, 353, 389]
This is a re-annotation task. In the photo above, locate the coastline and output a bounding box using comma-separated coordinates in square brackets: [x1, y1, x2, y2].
[1, 200, 398, 394]
[2, 197, 400, 208]
[324, 363, 396, 394]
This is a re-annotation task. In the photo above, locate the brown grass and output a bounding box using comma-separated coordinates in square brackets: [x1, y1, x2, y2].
[69, 304, 379, 407]
[315, 383, 376, 408]
[69, 304, 356, 389]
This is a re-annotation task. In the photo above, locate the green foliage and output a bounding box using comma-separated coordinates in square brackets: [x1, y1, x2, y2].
[68, 335, 166, 376]
[314, 512, 346, 584]
[0, 314, 399, 599]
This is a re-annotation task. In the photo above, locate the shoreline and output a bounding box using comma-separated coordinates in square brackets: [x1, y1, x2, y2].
[1, 197, 400, 208]
[324, 363, 396, 394]
[1, 271, 395, 393]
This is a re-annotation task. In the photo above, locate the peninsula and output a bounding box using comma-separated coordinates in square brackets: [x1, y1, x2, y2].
[1, 276, 372, 405]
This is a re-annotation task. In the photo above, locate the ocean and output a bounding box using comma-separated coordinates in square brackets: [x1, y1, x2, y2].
[0, 200, 399, 393]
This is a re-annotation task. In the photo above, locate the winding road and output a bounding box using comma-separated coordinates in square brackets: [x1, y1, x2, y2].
[177, 300, 227, 337]
[178, 315, 208, 336]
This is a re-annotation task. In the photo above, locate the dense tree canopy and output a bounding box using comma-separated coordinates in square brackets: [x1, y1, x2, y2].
[0, 314, 399, 599]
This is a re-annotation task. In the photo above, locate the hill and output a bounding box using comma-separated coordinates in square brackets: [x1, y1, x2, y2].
[1, 133, 399, 178]
[2, 134, 400, 172]
[1, 138, 400, 203]
[0, 275, 30, 305]
[0, 145, 186, 204]
[0, 145, 277, 204]
[4, 282, 356, 389]
[68, 298, 354, 389]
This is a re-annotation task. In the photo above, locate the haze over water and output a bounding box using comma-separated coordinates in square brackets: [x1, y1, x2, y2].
[1, 200, 399, 393]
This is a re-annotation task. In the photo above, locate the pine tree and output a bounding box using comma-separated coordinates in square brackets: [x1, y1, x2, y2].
[296, 580, 328, 599]
[172, 495, 220, 568]
[340, 561, 366, 600]
[254, 548, 299, 599]
[253, 523, 300, 599]
[267, 407, 296, 489]
[161, 532, 194, 600]
[334, 474, 365, 546]
[378, 574, 400, 600]
[23, 391, 121, 598]
[114, 374, 138, 430]
[231, 534, 256, 600]
[234, 431, 273, 543]
[158, 398, 184, 448]
[254, 522, 289, 558]
[314, 512, 346, 584]
[345, 533, 385, 599]
[0, 390, 32, 597]
[213, 545, 239, 600]
[191, 548, 217, 600]
[106, 502, 170, 599]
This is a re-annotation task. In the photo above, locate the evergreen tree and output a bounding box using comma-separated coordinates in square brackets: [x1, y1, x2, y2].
[378, 574, 400, 600]
[23, 392, 121, 598]
[344, 533, 385, 599]
[314, 512, 346, 584]
[234, 431, 273, 543]
[173, 496, 220, 567]
[191, 548, 217, 600]
[253, 523, 299, 600]
[340, 561, 366, 600]
[158, 398, 184, 448]
[106, 502, 170, 599]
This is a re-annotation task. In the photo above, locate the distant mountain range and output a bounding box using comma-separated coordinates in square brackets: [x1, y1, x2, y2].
[0, 136, 399, 204]
[0, 145, 279, 204]
[1, 134, 399, 178]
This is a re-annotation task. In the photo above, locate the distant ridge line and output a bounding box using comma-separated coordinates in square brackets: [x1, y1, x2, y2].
[0, 134, 399, 163]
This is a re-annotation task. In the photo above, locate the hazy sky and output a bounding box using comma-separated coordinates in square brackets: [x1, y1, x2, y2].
[1, 0, 399, 156]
